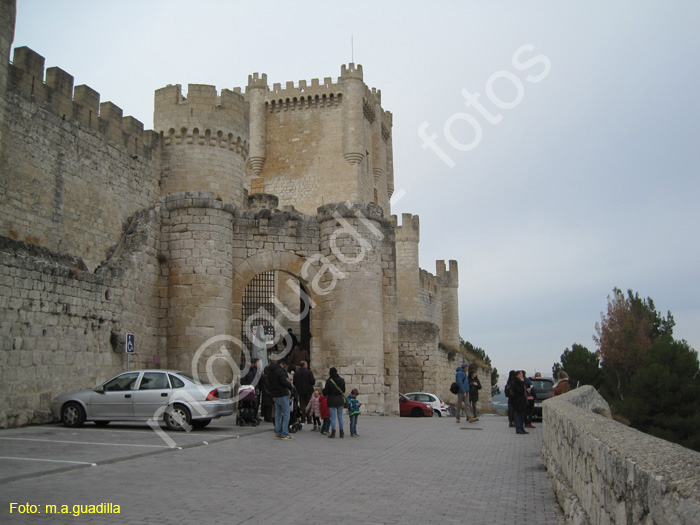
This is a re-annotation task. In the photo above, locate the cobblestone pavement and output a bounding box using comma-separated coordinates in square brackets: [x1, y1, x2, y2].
[1, 414, 563, 524]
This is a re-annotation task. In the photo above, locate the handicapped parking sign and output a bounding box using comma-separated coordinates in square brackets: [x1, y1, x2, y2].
[125, 333, 135, 354]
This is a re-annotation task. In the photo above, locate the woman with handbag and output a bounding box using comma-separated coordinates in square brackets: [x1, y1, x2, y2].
[323, 367, 346, 438]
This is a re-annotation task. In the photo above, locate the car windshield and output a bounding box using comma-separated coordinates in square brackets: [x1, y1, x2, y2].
[532, 380, 553, 391]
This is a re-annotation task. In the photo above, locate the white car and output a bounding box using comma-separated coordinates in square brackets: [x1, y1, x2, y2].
[404, 392, 450, 417]
[50, 370, 234, 430]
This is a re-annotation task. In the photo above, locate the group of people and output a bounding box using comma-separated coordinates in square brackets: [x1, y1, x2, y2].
[453, 362, 482, 423]
[242, 351, 361, 440]
[505, 369, 570, 435]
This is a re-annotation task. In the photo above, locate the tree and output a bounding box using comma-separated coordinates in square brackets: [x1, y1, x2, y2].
[621, 335, 700, 452]
[552, 343, 601, 390]
[594, 288, 673, 401]
[460, 338, 500, 396]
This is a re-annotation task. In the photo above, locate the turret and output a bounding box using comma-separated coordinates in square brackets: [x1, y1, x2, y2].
[154, 83, 249, 207]
[339, 63, 365, 166]
[246, 72, 268, 176]
[394, 213, 421, 322]
[437, 260, 460, 349]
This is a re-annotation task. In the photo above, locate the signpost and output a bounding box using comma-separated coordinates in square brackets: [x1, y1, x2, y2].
[125, 332, 135, 371]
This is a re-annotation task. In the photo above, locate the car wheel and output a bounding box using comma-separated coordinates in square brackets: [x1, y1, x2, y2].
[411, 407, 423, 418]
[93, 420, 110, 427]
[61, 402, 85, 428]
[191, 418, 211, 429]
[434, 409, 441, 417]
[164, 404, 191, 431]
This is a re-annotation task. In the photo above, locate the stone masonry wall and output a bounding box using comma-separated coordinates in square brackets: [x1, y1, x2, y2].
[542, 386, 700, 524]
[0, 48, 161, 272]
[0, 206, 166, 427]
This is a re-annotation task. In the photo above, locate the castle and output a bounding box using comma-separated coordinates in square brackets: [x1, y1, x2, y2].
[0, 0, 486, 426]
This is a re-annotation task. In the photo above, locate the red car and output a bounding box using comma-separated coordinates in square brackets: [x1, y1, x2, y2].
[399, 394, 433, 417]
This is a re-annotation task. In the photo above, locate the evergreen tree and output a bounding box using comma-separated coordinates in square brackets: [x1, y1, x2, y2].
[622, 335, 700, 452]
[553, 343, 601, 390]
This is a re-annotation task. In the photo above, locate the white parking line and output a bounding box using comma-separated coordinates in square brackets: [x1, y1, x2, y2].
[0, 456, 97, 466]
[0, 437, 173, 448]
[52, 427, 241, 438]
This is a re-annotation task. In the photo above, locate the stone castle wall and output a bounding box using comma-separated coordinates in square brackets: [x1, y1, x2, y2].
[542, 386, 700, 524]
[0, 0, 463, 426]
[0, 209, 165, 428]
[0, 47, 161, 271]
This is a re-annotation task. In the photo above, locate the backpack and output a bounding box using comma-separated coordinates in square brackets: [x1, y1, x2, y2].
[450, 381, 459, 394]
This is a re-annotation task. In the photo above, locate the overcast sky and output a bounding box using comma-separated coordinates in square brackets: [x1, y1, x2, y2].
[13, 1, 700, 383]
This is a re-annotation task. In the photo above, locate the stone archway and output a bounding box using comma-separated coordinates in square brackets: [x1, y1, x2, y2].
[231, 251, 322, 372]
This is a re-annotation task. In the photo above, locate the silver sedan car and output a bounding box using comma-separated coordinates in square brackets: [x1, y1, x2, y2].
[50, 370, 234, 430]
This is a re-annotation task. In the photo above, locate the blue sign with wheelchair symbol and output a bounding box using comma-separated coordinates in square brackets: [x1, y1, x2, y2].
[125, 333, 135, 354]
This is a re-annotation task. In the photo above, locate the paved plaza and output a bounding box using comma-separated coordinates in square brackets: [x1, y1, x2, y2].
[1, 414, 563, 524]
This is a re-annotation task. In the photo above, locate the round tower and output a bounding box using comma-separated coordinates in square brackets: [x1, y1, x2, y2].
[317, 202, 391, 414]
[154, 84, 249, 208]
[246, 72, 268, 176]
[437, 260, 460, 350]
[162, 191, 236, 383]
[395, 213, 421, 322]
[339, 63, 365, 166]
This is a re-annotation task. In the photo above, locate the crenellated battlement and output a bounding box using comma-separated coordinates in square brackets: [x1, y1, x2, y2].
[8, 47, 159, 158]
[154, 83, 249, 158]
[436, 260, 459, 288]
[241, 64, 389, 117]
[394, 213, 420, 243]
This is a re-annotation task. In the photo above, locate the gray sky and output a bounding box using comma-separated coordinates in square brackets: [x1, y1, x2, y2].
[13, 0, 700, 383]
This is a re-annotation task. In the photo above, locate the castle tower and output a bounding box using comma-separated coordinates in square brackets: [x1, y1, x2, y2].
[395, 213, 421, 321]
[246, 72, 267, 176]
[437, 259, 460, 350]
[317, 202, 394, 414]
[0, 0, 16, 155]
[339, 63, 365, 166]
[154, 84, 249, 208]
[162, 192, 236, 382]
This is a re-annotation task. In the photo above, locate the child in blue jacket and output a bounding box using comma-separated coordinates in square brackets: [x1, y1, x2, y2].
[347, 389, 362, 437]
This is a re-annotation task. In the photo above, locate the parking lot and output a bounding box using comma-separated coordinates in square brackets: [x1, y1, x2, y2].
[1, 414, 562, 524]
[0, 417, 258, 484]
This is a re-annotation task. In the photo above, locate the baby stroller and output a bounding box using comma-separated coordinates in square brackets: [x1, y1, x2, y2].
[288, 386, 304, 433]
[236, 384, 260, 427]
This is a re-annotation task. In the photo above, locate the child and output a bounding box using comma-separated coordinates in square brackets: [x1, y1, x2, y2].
[319, 392, 331, 435]
[347, 388, 361, 437]
[306, 388, 322, 431]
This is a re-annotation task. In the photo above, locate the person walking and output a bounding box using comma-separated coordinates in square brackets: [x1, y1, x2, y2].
[468, 369, 482, 419]
[268, 360, 294, 440]
[323, 367, 346, 438]
[293, 360, 315, 425]
[455, 363, 477, 424]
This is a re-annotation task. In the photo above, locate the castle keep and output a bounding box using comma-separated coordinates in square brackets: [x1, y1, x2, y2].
[0, 0, 481, 427]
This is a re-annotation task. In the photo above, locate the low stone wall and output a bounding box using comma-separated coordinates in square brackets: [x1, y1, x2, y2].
[542, 386, 700, 524]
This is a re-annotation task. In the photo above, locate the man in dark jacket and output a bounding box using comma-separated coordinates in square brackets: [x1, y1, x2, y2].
[268, 360, 293, 440]
[240, 357, 260, 386]
[293, 361, 315, 425]
[455, 363, 477, 424]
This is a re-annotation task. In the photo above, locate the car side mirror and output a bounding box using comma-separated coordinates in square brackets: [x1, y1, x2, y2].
[94, 386, 105, 393]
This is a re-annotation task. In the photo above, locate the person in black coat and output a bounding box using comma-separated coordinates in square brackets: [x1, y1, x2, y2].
[322, 367, 345, 438]
[511, 370, 529, 435]
[468, 370, 482, 419]
[268, 361, 293, 439]
[293, 361, 315, 425]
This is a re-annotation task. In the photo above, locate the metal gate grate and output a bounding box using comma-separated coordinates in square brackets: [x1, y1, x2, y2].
[241, 270, 276, 357]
